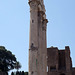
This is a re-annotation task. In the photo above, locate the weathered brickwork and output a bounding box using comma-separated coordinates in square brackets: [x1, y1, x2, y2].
[47, 46, 75, 75]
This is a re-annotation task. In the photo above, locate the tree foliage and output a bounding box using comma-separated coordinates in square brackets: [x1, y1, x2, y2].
[25, 72, 28, 75]
[15, 61, 21, 71]
[0, 46, 17, 72]
[11, 71, 28, 75]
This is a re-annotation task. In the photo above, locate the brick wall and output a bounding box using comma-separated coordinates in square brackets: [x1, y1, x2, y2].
[47, 46, 72, 75]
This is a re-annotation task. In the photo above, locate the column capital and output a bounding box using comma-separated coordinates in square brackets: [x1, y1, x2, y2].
[28, 0, 40, 5]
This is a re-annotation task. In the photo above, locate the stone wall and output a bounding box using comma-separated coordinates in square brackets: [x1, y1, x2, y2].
[47, 47, 58, 72]
[47, 46, 73, 75]
[72, 68, 75, 75]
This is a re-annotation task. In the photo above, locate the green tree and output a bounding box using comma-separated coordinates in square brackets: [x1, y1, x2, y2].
[15, 61, 21, 71]
[21, 71, 25, 75]
[0, 46, 17, 72]
[25, 72, 28, 75]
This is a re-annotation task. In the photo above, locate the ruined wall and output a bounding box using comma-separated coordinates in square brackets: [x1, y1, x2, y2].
[72, 68, 75, 75]
[47, 46, 73, 75]
[47, 47, 58, 71]
[58, 50, 66, 70]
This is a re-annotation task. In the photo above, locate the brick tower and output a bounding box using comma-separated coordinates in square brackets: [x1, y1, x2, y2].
[47, 46, 75, 75]
[28, 0, 48, 75]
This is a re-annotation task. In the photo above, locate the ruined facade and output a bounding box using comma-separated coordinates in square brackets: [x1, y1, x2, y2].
[47, 46, 75, 75]
[28, 0, 75, 75]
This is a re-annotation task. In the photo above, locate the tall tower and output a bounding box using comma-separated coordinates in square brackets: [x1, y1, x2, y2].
[28, 0, 48, 75]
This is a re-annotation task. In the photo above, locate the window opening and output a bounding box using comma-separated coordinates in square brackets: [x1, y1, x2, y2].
[50, 66, 56, 71]
[47, 66, 48, 72]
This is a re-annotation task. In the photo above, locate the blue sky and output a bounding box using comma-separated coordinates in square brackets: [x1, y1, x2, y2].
[0, 0, 75, 74]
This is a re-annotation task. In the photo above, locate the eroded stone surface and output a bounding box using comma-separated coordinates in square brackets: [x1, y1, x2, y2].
[29, 0, 47, 75]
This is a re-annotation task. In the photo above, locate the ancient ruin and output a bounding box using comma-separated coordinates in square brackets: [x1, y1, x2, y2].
[28, 0, 75, 75]
[28, 0, 48, 75]
[47, 46, 75, 75]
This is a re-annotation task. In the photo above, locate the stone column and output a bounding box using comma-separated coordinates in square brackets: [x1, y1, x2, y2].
[28, 1, 39, 75]
[42, 14, 48, 75]
[28, 0, 48, 75]
[37, 10, 44, 75]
